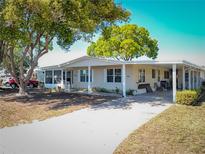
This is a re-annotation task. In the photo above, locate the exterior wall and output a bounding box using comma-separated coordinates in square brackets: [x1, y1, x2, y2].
[127, 65, 169, 91]
[71, 66, 123, 90]
[177, 69, 183, 89]
[69, 64, 169, 91]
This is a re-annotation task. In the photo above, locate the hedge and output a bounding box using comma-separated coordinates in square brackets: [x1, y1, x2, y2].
[176, 90, 198, 105]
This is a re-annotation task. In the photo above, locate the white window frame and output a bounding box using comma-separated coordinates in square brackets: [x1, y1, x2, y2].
[79, 69, 93, 83]
[139, 69, 145, 83]
[106, 68, 122, 83]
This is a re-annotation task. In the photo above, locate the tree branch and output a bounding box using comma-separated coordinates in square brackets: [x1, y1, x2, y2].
[25, 35, 54, 81]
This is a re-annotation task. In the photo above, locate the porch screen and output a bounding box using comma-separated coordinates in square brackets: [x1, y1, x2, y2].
[164, 71, 169, 79]
[45, 70, 52, 84]
[54, 70, 61, 84]
[152, 69, 156, 79]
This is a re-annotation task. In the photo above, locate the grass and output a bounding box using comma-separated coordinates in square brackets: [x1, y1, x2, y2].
[0, 89, 116, 128]
[114, 98, 205, 154]
[0, 101, 86, 128]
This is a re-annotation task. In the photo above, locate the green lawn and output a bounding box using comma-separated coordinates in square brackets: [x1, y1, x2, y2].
[114, 103, 205, 154]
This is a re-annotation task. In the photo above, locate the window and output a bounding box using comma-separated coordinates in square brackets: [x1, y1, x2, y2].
[80, 70, 92, 82]
[106, 68, 122, 83]
[107, 69, 114, 82]
[139, 69, 145, 83]
[158, 70, 160, 81]
[115, 69, 122, 82]
[67, 71, 71, 82]
[54, 70, 61, 84]
[45, 70, 52, 84]
[164, 71, 169, 79]
[152, 69, 156, 79]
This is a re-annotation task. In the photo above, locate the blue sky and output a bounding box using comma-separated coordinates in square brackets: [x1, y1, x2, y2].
[44, 0, 205, 66]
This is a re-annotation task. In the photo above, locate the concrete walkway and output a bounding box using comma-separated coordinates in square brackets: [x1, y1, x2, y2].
[0, 93, 172, 154]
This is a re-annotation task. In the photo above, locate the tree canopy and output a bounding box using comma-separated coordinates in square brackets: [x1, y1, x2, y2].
[87, 24, 159, 61]
[0, 0, 130, 94]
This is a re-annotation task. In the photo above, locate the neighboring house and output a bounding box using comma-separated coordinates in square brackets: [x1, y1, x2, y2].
[0, 68, 11, 86]
[40, 56, 205, 102]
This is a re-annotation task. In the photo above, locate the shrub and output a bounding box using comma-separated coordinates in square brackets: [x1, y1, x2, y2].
[126, 89, 134, 96]
[92, 87, 111, 93]
[115, 87, 120, 94]
[176, 90, 198, 105]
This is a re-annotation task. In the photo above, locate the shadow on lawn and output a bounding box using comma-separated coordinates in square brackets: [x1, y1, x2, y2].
[1, 88, 117, 110]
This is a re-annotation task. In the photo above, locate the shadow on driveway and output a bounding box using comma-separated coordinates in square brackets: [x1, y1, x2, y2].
[90, 91, 173, 110]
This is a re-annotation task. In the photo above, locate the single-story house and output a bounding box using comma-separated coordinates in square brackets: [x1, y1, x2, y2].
[40, 56, 205, 102]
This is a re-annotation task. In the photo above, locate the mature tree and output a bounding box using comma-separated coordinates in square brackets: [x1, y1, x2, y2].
[0, 41, 4, 64]
[0, 0, 130, 95]
[87, 24, 159, 61]
[0, 0, 5, 65]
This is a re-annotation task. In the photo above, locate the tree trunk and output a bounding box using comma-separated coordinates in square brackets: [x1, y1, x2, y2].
[18, 79, 28, 96]
[0, 40, 4, 64]
[18, 57, 28, 96]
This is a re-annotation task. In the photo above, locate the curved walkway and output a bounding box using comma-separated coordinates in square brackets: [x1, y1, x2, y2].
[0, 92, 172, 154]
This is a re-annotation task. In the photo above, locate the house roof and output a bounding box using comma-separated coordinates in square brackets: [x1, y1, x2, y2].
[40, 55, 204, 71]
[38, 51, 86, 68]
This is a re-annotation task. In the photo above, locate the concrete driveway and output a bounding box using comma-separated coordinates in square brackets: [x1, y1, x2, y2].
[0, 92, 172, 154]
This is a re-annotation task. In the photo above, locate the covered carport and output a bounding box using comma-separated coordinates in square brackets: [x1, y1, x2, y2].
[125, 60, 203, 102]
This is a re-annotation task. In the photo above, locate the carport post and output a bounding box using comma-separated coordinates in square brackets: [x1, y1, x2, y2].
[88, 65, 92, 93]
[182, 66, 185, 90]
[188, 69, 191, 89]
[196, 71, 198, 88]
[43, 70, 46, 85]
[61, 69, 64, 87]
[122, 64, 126, 97]
[192, 70, 195, 89]
[172, 64, 176, 102]
[197, 71, 200, 88]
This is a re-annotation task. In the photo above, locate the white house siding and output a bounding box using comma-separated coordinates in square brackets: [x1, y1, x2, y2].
[128, 65, 169, 91]
[71, 66, 123, 90]
[177, 69, 183, 89]
[69, 65, 170, 91]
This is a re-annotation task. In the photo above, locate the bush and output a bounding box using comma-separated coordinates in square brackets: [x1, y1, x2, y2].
[126, 89, 134, 96]
[115, 87, 120, 94]
[92, 87, 111, 93]
[176, 90, 198, 105]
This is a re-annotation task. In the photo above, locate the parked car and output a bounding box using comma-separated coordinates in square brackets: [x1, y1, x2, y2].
[5, 78, 38, 89]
